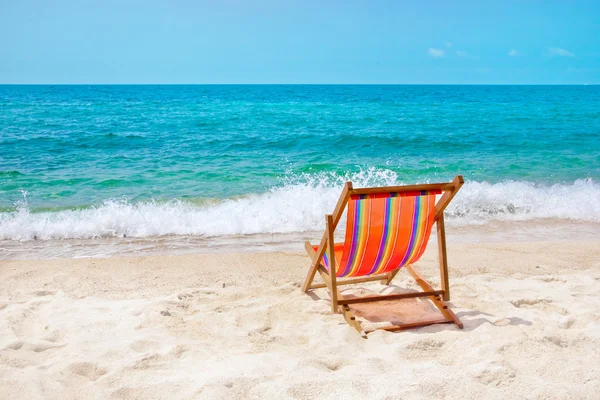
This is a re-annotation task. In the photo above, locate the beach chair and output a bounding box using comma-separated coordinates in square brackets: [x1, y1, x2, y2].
[302, 175, 464, 336]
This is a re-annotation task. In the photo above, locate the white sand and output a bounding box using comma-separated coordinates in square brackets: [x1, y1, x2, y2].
[1, 241, 599, 399]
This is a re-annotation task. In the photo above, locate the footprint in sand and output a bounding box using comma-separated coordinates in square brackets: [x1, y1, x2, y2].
[0, 353, 34, 369]
[41, 328, 62, 343]
[537, 276, 566, 283]
[29, 340, 66, 353]
[558, 317, 575, 329]
[543, 335, 569, 348]
[510, 298, 550, 308]
[287, 382, 324, 399]
[5, 341, 24, 350]
[129, 339, 160, 353]
[212, 305, 227, 313]
[177, 288, 218, 301]
[130, 345, 189, 370]
[473, 364, 516, 387]
[69, 362, 108, 381]
[248, 324, 271, 336]
[406, 338, 445, 351]
[401, 339, 446, 360]
[510, 298, 569, 315]
[32, 290, 55, 297]
[310, 357, 349, 372]
[321, 359, 345, 371]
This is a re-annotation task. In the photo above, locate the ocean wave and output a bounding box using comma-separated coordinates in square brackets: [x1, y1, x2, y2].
[1, 170, 599, 241]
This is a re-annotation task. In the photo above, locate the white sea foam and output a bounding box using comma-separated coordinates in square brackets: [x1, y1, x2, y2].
[1, 170, 599, 241]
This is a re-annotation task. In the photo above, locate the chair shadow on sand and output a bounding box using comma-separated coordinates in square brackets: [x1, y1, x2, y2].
[307, 283, 532, 334]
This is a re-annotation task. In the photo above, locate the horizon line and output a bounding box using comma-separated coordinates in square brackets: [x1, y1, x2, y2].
[0, 83, 597, 86]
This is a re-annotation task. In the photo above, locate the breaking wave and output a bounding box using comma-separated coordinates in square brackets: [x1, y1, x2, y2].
[1, 169, 599, 241]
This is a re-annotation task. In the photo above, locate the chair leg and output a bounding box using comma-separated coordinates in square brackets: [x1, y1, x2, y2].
[313, 265, 462, 335]
[340, 305, 367, 337]
[383, 269, 401, 285]
[303, 241, 321, 292]
[315, 267, 366, 336]
[325, 215, 338, 314]
[436, 215, 451, 301]
[305, 241, 462, 333]
[405, 265, 463, 329]
[430, 295, 463, 329]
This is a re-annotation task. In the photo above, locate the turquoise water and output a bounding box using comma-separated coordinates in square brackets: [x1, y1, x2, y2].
[1, 85, 599, 244]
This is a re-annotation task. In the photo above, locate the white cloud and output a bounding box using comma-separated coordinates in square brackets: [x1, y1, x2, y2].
[428, 48, 445, 57]
[445, 42, 453, 48]
[508, 49, 520, 56]
[455, 50, 478, 59]
[548, 47, 574, 57]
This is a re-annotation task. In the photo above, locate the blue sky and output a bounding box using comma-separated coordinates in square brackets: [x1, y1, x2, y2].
[1, 0, 599, 84]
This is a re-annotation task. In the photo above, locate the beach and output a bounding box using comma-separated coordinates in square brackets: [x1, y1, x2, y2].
[1, 239, 599, 399]
[2, 0, 600, 397]
[1, 85, 599, 398]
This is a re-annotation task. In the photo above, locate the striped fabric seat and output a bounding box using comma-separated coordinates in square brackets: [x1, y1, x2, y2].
[315, 190, 440, 277]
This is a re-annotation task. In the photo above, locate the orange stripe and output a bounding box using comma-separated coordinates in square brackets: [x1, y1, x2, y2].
[381, 196, 415, 274]
[347, 198, 371, 276]
[406, 195, 436, 265]
[354, 196, 386, 276]
[374, 196, 401, 275]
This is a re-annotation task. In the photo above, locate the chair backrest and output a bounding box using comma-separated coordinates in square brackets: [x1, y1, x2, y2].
[334, 189, 440, 278]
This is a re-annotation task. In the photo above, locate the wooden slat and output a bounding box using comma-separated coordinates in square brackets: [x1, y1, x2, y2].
[331, 181, 353, 229]
[364, 318, 451, 334]
[436, 214, 450, 301]
[326, 214, 338, 313]
[313, 262, 366, 336]
[351, 190, 442, 200]
[338, 290, 445, 305]
[339, 305, 366, 337]
[304, 240, 316, 261]
[309, 273, 389, 289]
[404, 264, 435, 292]
[434, 175, 464, 219]
[384, 269, 400, 285]
[308, 282, 329, 289]
[316, 266, 333, 303]
[302, 237, 326, 293]
[404, 265, 463, 329]
[302, 182, 352, 293]
[351, 182, 455, 196]
[431, 296, 463, 329]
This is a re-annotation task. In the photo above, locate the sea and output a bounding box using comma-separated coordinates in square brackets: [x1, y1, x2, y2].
[1, 85, 599, 259]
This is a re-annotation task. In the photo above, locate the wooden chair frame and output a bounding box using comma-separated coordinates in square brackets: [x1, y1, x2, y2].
[302, 175, 465, 336]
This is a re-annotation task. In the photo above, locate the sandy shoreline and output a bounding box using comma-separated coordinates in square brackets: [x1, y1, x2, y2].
[1, 240, 599, 399]
[3, 219, 600, 260]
